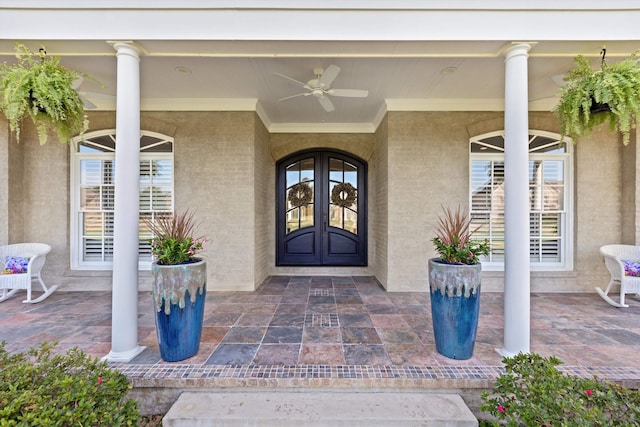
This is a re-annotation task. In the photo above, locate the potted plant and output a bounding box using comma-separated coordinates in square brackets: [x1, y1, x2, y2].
[555, 51, 640, 145]
[147, 210, 208, 362]
[428, 205, 489, 360]
[0, 43, 96, 144]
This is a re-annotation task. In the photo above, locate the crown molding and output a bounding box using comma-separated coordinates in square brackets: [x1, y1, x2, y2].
[268, 122, 376, 134]
[385, 97, 558, 112]
[140, 98, 258, 111]
[386, 98, 506, 111]
[255, 102, 272, 131]
[88, 96, 555, 130]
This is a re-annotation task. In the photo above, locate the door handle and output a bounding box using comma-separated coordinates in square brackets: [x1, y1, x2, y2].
[323, 214, 327, 232]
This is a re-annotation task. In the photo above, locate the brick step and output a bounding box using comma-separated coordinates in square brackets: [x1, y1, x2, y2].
[162, 390, 478, 426]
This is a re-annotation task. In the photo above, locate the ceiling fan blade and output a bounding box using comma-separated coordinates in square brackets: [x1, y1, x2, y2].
[551, 74, 568, 87]
[81, 96, 97, 109]
[80, 91, 115, 100]
[317, 95, 335, 112]
[318, 65, 340, 88]
[279, 93, 310, 101]
[78, 91, 115, 109]
[72, 76, 84, 90]
[273, 73, 308, 88]
[327, 88, 369, 98]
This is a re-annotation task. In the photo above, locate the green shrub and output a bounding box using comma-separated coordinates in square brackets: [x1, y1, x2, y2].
[0, 341, 140, 426]
[481, 353, 640, 426]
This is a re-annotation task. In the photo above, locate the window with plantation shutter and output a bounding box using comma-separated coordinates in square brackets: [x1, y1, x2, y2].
[469, 131, 573, 271]
[71, 130, 174, 270]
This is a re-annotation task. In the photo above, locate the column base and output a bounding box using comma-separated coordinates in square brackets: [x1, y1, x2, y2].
[495, 347, 529, 358]
[103, 345, 146, 363]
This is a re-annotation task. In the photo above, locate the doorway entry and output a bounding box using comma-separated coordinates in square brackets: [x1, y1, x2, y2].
[276, 150, 367, 266]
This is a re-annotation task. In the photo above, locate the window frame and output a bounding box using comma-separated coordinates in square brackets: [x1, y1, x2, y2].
[469, 130, 574, 272]
[70, 129, 174, 271]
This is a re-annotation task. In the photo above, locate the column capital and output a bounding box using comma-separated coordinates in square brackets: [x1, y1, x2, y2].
[108, 41, 145, 59]
[502, 42, 536, 60]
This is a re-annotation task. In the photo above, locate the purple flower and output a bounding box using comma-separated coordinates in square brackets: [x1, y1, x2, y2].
[622, 259, 640, 277]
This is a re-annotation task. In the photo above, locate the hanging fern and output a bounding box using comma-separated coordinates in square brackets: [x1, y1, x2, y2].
[555, 53, 640, 145]
[0, 43, 97, 144]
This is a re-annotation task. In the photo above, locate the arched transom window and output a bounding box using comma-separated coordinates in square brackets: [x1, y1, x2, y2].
[70, 130, 174, 270]
[469, 130, 573, 271]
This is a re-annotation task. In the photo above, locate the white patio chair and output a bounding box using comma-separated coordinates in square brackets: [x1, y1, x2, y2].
[0, 243, 57, 303]
[598, 244, 640, 308]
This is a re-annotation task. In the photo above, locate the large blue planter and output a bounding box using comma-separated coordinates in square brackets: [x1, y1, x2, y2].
[428, 258, 481, 360]
[151, 259, 207, 362]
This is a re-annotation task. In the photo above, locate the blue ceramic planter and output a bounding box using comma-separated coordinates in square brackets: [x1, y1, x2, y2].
[428, 258, 481, 360]
[151, 259, 207, 362]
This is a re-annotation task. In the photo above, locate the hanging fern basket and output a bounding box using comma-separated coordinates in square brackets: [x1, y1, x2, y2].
[589, 96, 611, 115]
[554, 51, 640, 145]
[0, 43, 96, 145]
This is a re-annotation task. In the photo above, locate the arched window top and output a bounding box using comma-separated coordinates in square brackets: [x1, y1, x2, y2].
[470, 130, 570, 154]
[73, 130, 173, 153]
[469, 129, 573, 271]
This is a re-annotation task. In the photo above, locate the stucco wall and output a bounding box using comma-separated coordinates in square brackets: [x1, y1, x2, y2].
[0, 117, 25, 245]
[573, 125, 622, 291]
[254, 117, 271, 287]
[0, 118, 10, 245]
[171, 111, 257, 291]
[621, 131, 637, 245]
[374, 116, 389, 288]
[11, 111, 264, 292]
[383, 111, 619, 292]
[384, 112, 497, 291]
[13, 119, 69, 284]
[636, 132, 640, 245]
[1, 109, 624, 294]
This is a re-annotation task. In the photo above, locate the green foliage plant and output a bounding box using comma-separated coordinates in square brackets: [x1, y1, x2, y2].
[147, 209, 207, 265]
[0, 341, 140, 426]
[432, 205, 490, 265]
[481, 352, 640, 426]
[555, 52, 640, 145]
[0, 43, 97, 144]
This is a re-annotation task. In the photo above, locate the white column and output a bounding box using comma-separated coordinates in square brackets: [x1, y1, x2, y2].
[106, 42, 145, 362]
[499, 42, 531, 357]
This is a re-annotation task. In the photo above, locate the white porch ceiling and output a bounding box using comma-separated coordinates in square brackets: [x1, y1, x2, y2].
[1, 39, 640, 132]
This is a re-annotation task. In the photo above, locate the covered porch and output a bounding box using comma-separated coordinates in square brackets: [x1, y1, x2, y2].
[2, 1, 640, 393]
[1, 276, 639, 415]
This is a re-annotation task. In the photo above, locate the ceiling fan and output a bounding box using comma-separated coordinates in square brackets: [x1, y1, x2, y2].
[528, 74, 568, 105]
[273, 65, 369, 112]
[72, 77, 115, 110]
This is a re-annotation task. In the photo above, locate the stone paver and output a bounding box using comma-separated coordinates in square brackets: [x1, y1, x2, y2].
[163, 391, 478, 426]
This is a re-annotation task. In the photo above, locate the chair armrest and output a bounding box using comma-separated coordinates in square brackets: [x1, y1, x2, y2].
[603, 254, 626, 281]
[26, 252, 47, 275]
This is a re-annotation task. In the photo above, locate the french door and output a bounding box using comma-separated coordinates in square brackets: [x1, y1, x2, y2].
[276, 150, 367, 266]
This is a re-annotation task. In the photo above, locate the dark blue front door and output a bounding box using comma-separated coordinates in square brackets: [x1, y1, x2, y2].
[276, 150, 367, 266]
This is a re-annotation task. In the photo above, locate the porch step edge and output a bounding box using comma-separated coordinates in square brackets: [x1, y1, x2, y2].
[162, 390, 478, 426]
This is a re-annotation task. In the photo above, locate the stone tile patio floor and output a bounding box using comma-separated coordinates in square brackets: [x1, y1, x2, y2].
[1, 275, 640, 388]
